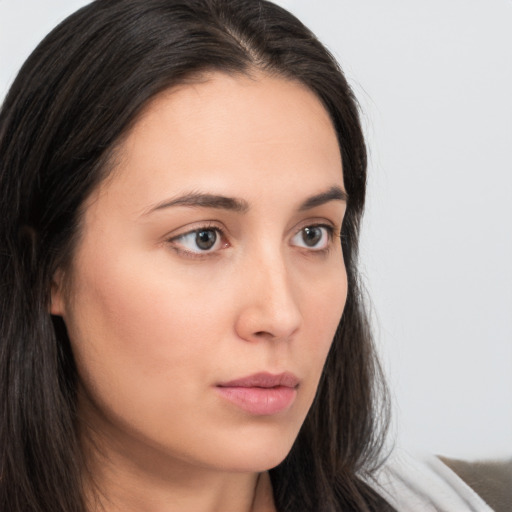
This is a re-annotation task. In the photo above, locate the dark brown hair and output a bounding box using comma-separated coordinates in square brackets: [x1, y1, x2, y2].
[0, 1, 393, 510]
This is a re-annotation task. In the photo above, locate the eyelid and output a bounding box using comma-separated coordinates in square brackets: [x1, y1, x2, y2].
[292, 217, 341, 238]
[290, 223, 336, 251]
[166, 222, 230, 258]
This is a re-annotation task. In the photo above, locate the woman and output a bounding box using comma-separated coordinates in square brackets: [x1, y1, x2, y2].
[0, 1, 393, 509]
[0, 1, 495, 511]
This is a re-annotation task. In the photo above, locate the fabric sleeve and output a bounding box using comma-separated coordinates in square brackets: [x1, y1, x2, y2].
[367, 449, 495, 512]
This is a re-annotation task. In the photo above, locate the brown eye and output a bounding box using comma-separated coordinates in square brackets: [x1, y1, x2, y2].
[291, 225, 331, 250]
[195, 229, 217, 250]
[172, 227, 225, 254]
[302, 226, 323, 247]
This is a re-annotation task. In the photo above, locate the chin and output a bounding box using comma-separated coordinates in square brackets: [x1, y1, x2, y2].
[217, 450, 291, 474]
[202, 425, 299, 473]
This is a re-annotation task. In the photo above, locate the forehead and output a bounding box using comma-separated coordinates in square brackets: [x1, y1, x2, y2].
[94, 72, 343, 214]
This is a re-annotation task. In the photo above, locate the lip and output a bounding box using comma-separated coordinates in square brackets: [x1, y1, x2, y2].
[216, 372, 299, 415]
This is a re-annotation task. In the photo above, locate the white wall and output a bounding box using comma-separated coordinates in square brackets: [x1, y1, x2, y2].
[1, 0, 511, 460]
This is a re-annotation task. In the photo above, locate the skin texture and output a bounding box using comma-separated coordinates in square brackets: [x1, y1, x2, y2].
[51, 72, 347, 512]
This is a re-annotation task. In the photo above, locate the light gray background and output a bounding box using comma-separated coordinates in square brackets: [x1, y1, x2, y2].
[1, 0, 510, 460]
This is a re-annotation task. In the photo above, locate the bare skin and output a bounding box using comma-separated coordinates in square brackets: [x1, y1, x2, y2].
[52, 72, 347, 512]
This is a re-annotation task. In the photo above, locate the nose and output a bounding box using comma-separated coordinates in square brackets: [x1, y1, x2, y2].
[234, 251, 302, 343]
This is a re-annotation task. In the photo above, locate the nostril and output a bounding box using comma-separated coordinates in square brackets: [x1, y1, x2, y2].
[254, 330, 274, 339]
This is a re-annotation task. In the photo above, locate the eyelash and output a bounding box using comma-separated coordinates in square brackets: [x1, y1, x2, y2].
[167, 222, 226, 259]
[167, 222, 339, 260]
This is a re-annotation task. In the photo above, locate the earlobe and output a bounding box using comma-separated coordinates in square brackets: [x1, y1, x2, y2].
[50, 270, 65, 316]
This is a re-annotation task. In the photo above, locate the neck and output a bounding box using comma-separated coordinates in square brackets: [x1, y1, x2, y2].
[86, 465, 260, 512]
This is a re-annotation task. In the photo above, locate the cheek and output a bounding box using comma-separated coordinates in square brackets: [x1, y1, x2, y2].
[63, 252, 241, 466]
[305, 257, 347, 338]
[66, 256, 218, 380]
[64, 243, 245, 421]
[297, 262, 347, 399]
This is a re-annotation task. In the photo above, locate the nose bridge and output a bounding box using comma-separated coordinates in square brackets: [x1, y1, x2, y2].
[235, 241, 302, 341]
[256, 247, 293, 306]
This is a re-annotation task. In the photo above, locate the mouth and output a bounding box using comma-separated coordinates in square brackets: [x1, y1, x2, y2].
[215, 372, 299, 415]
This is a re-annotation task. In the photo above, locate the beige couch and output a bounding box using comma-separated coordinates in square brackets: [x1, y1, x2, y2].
[439, 457, 512, 512]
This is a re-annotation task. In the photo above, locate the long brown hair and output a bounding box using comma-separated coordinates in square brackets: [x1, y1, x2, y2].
[0, 1, 393, 510]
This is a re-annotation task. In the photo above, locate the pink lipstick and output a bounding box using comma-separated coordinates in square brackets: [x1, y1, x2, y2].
[216, 372, 299, 415]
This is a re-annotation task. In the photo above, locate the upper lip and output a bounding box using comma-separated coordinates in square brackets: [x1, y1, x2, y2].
[217, 372, 299, 388]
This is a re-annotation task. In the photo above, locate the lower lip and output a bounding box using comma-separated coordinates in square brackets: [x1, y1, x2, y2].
[216, 386, 297, 415]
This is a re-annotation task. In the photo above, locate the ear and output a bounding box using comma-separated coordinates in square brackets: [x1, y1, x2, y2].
[50, 269, 66, 316]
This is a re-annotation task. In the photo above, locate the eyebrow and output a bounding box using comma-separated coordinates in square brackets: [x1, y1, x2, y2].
[146, 192, 249, 214]
[297, 185, 347, 211]
[145, 185, 347, 216]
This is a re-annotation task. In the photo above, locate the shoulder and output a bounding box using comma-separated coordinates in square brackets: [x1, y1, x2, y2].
[366, 449, 499, 512]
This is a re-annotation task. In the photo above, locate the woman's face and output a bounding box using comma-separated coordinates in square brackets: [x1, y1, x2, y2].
[52, 72, 347, 473]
